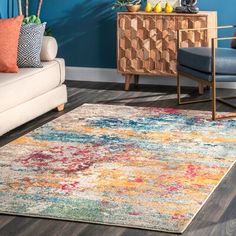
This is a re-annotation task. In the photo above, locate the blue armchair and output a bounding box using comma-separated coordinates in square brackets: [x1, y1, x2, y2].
[177, 25, 236, 120]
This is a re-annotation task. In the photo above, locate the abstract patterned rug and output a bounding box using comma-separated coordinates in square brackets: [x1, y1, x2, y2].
[0, 104, 236, 233]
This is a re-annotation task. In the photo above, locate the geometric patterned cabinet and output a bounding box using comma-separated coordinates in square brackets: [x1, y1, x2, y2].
[117, 11, 217, 90]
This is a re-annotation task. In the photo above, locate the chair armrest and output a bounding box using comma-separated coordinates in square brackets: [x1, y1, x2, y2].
[216, 36, 236, 41]
[178, 25, 236, 33]
[177, 25, 236, 50]
[210, 36, 236, 82]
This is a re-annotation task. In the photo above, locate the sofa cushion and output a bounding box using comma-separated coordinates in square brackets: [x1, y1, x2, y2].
[0, 85, 67, 136]
[0, 16, 23, 73]
[178, 47, 236, 75]
[0, 59, 65, 113]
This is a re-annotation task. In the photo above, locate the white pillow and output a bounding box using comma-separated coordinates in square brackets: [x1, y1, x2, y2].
[40, 36, 58, 61]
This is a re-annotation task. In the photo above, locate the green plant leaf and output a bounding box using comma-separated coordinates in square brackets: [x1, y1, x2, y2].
[29, 15, 37, 23]
[23, 17, 30, 23]
[23, 15, 42, 25]
[35, 17, 41, 24]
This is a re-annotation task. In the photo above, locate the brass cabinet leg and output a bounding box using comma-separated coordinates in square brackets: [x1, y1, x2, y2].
[198, 82, 204, 94]
[125, 74, 131, 91]
[134, 75, 139, 87]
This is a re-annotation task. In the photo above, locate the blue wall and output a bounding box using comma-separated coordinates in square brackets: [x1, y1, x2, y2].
[1, 0, 236, 68]
[0, 0, 17, 18]
[30, 0, 117, 68]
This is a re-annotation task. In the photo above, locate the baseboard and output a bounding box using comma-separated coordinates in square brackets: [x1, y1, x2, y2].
[66, 67, 236, 89]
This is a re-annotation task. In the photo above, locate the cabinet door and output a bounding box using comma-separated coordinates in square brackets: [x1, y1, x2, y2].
[177, 16, 208, 48]
[160, 16, 176, 75]
[118, 14, 178, 76]
[118, 14, 160, 75]
[118, 14, 137, 74]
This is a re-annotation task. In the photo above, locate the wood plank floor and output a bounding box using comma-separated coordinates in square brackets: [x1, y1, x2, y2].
[0, 81, 236, 236]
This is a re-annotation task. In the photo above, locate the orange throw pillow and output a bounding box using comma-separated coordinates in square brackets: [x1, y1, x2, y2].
[0, 16, 23, 73]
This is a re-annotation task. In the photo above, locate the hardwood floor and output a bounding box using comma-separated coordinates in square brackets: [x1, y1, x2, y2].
[0, 81, 235, 236]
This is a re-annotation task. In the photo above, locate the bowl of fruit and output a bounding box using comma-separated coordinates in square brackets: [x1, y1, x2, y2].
[112, 0, 142, 12]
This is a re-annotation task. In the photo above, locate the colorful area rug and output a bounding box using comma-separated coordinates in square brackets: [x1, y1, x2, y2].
[0, 104, 235, 233]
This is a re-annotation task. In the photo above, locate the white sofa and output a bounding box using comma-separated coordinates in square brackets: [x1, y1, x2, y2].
[0, 38, 67, 136]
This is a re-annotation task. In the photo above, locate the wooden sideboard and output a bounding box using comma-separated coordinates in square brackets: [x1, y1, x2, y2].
[117, 11, 217, 90]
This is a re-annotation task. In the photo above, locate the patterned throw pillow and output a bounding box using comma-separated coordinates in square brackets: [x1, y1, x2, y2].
[17, 23, 46, 68]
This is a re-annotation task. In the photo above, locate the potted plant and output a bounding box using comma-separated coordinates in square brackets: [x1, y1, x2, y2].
[17, 0, 44, 17]
[17, 0, 52, 35]
[112, 0, 142, 12]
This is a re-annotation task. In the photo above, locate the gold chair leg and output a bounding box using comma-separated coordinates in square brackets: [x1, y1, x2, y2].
[216, 96, 236, 109]
[177, 72, 211, 105]
[177, 71, 235, 120]
[212, 82, 216, 120]
[211, 38, 217, 121]
[177, 72, 181, 104]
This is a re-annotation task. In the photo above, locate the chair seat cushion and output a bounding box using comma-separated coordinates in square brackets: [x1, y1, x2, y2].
[177, 64, 236, 82]
[0, 59, 65, 113]
[178, 47, 236, 75]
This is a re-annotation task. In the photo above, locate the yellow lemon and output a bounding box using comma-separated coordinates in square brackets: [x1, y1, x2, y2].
[165, 2, 173, 13]
[145, 2, 153, 13]
[154, 3, 162, 13]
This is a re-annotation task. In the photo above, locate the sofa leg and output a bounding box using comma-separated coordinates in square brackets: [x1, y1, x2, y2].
[57, 104, 65, 112]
